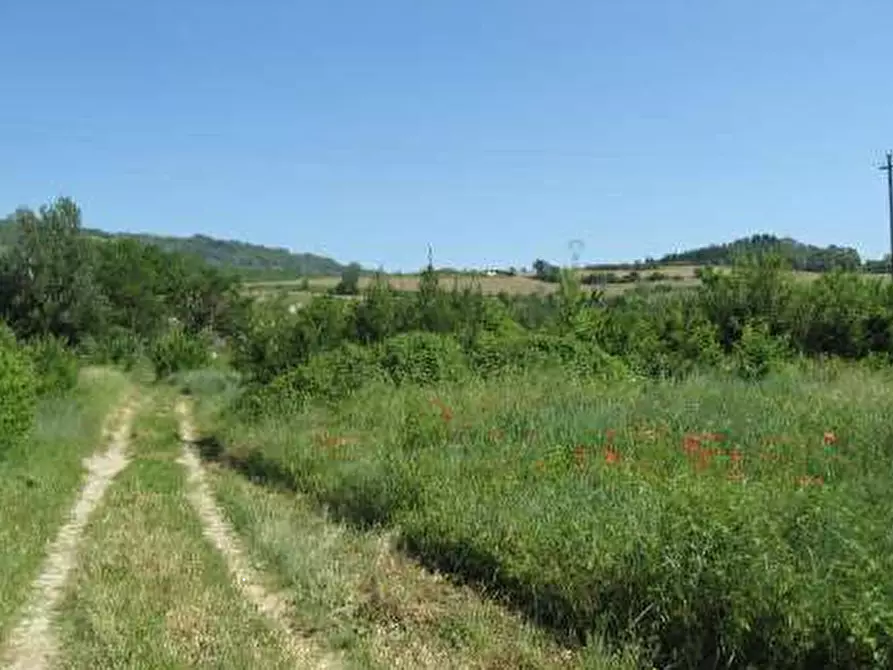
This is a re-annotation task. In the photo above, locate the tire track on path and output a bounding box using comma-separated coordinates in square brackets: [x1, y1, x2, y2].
[1, 398, 137, 670]
[175, 398, 341, 669]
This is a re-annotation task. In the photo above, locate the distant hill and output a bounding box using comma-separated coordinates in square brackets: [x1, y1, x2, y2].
[660, 234, 863, 272]
[0, 214, 347, 278]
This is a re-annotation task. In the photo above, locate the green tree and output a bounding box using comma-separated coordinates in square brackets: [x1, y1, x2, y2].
[0, 198, 107, 343]
[333, 262, 362, 295]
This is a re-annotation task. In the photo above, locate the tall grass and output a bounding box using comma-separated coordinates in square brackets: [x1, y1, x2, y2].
[197, 361, 893, 668]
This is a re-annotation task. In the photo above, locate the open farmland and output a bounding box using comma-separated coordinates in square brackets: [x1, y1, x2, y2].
[242, 264, 860, 308]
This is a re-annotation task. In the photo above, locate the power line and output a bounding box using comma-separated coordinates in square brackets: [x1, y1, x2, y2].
[879, 152, 893, 280]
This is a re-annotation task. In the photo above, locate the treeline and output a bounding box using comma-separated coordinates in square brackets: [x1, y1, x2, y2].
[7, 196, 893, 449]
[660, 233, 863, 272]
[0, 197, 248, 448]
[0, 211, 347, 279]
[229, 251, 893, 417]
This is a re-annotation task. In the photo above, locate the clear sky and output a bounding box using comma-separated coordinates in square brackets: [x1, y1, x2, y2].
[1, 1, 891, 271]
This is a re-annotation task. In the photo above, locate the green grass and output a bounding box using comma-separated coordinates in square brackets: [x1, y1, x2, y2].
[197, 360, 893, 668]
[206, 465, 638, 669]
[0, 367, 131, 639]
[54, 391, 302, 669]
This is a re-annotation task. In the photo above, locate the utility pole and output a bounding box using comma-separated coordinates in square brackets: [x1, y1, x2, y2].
[880, 152, 893, 280]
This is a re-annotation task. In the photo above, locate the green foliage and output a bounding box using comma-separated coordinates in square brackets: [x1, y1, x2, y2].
[239, 343, 386, 418]
[210, 364, 893, 669]
[0, 198, 248, 358]
[79, 328, 146, 370]
[0, 324, 37, 457]
[353, 274, 405, 343]
[379, 332, 468, 386]
[0, 198, 108, 343]
[662, 233, 862, 272]
[532, 258, 561, 283]
[0, 215, 348, 278]
[332, 262, 362, 295]
[733, 321, 789, 380]
[148, 327, 212, 379]
[23, 335, 79, 396]
[697, 254, 794, 350]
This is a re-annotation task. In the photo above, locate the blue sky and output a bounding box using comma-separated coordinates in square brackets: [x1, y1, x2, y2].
[1, 1, 890, 271]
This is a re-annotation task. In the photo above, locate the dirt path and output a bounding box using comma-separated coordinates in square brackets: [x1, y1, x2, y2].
[174, 399, 340, 669]
[1, 399, 136, 670]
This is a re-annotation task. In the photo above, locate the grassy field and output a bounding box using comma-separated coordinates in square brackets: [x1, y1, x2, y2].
[7, 332, 893, 667]
[0, 368, 131, 640]
[5, 373, 642, 668]
[205, 465, 636, 668]
[192, 360, 893, 667]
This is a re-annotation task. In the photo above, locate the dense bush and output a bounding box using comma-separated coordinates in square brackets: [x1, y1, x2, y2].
[733, 320, 791, 380]
[0, 324, 37, 457]
[379, 331, 468, 385]
[78, 328, 146, 370]
[24, 335, 79, 396]
[148, 327, 212, 379]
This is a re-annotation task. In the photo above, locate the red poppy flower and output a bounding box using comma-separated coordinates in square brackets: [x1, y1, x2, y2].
[605, 448, 620, 464]
[823, 431, 837, 445]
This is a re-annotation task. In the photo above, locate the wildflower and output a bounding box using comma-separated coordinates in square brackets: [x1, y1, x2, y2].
[730, 449, 742, 464]
[823, 431, 837, 446]
[604, 448, 621, 465]
[683, 434, 701, 455]
[319, 433, 350, 448]
[430, 398, 453, 423]
[431, 398, 453, 423]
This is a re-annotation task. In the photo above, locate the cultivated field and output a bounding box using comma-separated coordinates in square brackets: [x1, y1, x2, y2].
[243, 264, 854, 309]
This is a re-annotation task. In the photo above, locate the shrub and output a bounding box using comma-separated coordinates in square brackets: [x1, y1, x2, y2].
[733, 320, 790, 380]
[148, 327, 212, 379]
[235, 342, 386, 418]
[79, 327, 146, 370]
[332, 262, 362, 295]
[231, 295, 353, 384]
[379, 332, 468, 386]
[280, 343, 384, 404]
[24, 335, 79, 396]
[0, 324, 37, 457]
